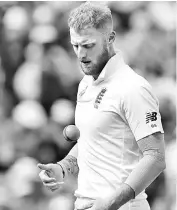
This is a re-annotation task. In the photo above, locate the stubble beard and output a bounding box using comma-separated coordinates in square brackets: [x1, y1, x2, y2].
[80, 45, 109, 78]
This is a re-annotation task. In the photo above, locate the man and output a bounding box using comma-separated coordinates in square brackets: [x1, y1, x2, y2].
[38, 2, 166, 210]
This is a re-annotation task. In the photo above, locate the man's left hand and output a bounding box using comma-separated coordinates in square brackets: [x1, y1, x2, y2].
[76, 195, 118, 210]
[88, 197, 118, 210]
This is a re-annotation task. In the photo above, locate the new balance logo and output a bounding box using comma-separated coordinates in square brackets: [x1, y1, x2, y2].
[146, 112, 157, 124]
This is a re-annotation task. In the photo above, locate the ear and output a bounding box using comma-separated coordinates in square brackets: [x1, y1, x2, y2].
[108, 31, 116, 44]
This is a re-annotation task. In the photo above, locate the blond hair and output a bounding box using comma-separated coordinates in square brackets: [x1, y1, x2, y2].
[68, 2, 113, 34]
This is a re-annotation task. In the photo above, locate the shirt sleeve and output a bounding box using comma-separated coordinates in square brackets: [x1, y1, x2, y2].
[121, 84, 164, 141]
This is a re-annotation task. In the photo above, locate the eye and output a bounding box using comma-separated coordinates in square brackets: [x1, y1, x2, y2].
[84, 44, 94, 49]
[73, 44, 78, 49]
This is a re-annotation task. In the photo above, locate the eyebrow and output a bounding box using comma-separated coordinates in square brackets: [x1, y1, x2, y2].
[71, 40, 96, 45]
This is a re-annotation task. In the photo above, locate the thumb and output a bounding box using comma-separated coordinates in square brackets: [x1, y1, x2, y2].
[75, 201, 94, 210]
[37, 163, 51, 171]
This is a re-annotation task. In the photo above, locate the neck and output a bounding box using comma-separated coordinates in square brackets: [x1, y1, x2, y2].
[109, 45, 116, 59]
[92, 47, 116, 80]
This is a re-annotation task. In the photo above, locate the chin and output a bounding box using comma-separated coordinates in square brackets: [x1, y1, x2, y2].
[81, 65, 100, 76]
[81, 68, 92, 75]
[83, 71, 93, 76]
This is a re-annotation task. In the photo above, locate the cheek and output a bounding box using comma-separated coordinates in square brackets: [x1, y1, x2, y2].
[88, 46, 103, 61]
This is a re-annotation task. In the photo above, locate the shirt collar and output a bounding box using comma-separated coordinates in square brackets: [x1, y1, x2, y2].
[92, 50, 125, 85]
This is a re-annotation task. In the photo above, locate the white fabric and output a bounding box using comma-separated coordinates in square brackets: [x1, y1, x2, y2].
[74, 197, 151, 210]
[119, 199, 151, 210]
[75, 52, 164, 202]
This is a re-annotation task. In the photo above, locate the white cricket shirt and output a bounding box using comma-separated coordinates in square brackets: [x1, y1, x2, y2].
[74, 52, 164, 201]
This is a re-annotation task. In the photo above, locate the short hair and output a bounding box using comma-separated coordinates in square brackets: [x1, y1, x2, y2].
[68, 2, 113, 34]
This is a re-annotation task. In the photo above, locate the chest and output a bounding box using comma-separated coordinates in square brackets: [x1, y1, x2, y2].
[75, 83, 126, 136]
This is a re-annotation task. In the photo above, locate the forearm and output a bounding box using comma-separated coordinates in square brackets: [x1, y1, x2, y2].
[124, 132, 166, 197]
[124, 150, 166, 197]
[113, 132, 166, 209]
[113, 183, 135, 209]
[112, 152, 165, 209]
[57, 143, 79, 179]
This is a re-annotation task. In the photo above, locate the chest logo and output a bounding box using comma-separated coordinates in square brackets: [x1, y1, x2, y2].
[78, 85, 88, 98]
[94, 87, 107, 109]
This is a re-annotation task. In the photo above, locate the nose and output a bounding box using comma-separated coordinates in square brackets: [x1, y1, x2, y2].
[78, 46, 87, 61]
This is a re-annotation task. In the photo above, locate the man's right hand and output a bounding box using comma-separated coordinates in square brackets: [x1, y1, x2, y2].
[37, 163, 64, 192]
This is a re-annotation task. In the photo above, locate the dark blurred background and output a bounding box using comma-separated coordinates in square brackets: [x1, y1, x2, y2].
[0, 1, 176, 210]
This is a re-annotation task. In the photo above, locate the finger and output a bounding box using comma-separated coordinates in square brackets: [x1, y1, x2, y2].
[46, 187, 59, 192]
[43, 182, 58, 188]
[46, 185, 58, 192]
[56, 181, 64, 184]
[38, 163, 51, 171]
[45, 182, 63, 192]
[75, 207, 93, 210]
[51, 189, 57, 192]
[43, 178, 56, 183]
[41, 173, 56, 183]
[75, 202, 94, 210]
[76, 207, 93, 210]
[39, 171, 56, 183]
[50, 183, 63, 191]
[44, 169, 54, 178]
[45, 185, 58, 191]
[43, 181, 64, 187]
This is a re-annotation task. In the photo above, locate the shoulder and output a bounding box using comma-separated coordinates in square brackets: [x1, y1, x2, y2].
[112, 65, 159, 108]
[118, 65, 153, 98]
[106, 64, 154, 102]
